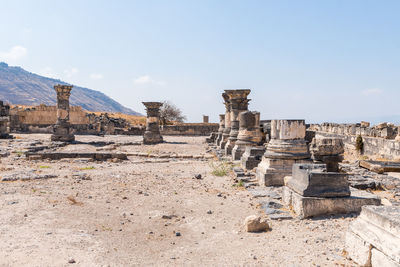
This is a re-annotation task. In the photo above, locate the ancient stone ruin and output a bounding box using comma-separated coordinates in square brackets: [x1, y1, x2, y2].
[219, 93, 231, 150]
[215, 114, 225, 146]
[283, 163, 380, 218]
[224, 89, 251, 155]
[232, 111, 263, 160]
[310, 136, 344, 172]
[256, 119, 310, 186]
[142, 102, 163, 144]
[345, 205, 400, 266]
[51, 84, 75, 142]
[0, 100, 12, 139]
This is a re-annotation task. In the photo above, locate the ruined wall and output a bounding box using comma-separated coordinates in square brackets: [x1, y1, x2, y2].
[160, 123, 219, 136]
[308, 123, 400, 160]
[11, 105, 89, 125]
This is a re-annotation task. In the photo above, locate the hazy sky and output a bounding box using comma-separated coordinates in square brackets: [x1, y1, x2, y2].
[1, 0, 400, 124]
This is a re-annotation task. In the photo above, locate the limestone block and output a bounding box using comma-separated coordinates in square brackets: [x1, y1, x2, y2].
[240, 146, 265, 170]
[257, 158, 311, 186]
[371, 248, 400, 267]
[348, 206, 400, 265]
[286, 164, 350, 197]
[345, 230, 372, 267]
[283, 186, 381, 219]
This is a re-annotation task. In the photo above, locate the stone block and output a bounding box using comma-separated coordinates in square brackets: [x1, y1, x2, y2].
[348, 206, 400, 265]
[345, 230, 372, 266]
[286, 163, 350, 197]
[257, 158, 311, 186]
[282, 186, 380, 219]
[241, 146, 265, 170]
[372, 249, 400, 267]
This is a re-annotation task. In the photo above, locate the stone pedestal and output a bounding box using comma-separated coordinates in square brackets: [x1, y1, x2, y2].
[215, 114, 225, 146]
[224, 89, 251, 155]
[256, 120, 310, 186]
[310, 136, 344, 172]
[345, 206, 400, 266]
[219, 93, 231, 149]
[51, 85, 75, 142]
[241, 146, 265, 170]
[0, 101, 12, 139]
[232, 111, 262, 160]
[142, 102, 163, 144]
[283, 163, 380, 218]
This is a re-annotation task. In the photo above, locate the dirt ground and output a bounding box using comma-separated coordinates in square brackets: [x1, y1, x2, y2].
[0, 134, 357, 266]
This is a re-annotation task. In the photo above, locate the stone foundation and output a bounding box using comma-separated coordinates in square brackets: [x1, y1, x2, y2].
[283, 186, 380, 219]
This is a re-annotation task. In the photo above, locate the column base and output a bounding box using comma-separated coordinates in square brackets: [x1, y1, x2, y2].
[143, 132, 163, 145]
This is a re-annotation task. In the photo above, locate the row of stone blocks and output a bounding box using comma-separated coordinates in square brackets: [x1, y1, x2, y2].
[26, 152, 128, 161]
[345, 205, 400, 266]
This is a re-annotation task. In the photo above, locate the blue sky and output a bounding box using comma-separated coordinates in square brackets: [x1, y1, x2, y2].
[1, 0, 400, 124]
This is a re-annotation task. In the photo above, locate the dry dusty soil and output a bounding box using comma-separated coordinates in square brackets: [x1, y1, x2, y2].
[0, 134, 358, 266]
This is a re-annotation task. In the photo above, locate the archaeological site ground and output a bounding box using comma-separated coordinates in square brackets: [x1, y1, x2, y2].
[0, 86, 399, 266]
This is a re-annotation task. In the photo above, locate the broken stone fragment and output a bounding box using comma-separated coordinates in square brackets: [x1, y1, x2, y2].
[244, 215, 269, 232]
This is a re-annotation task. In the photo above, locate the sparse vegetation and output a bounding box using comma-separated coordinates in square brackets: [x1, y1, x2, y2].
[209, 160, 232, 176]
[80, 166, 95, 170]
[355, 135, 364, 153]
[39, 165, 51, 169]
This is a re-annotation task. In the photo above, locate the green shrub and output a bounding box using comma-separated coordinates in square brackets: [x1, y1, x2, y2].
[356, 135, 364, 153]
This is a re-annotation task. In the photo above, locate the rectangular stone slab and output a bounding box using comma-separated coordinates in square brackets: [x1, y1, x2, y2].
[348, 206, 400, 264]
[286, 163, 350, 197]
[282, 186, 380, 219]
[360, 160, 400, 174]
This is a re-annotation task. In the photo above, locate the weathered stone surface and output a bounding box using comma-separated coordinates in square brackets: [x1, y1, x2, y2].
[346, 206, 400, 266]
[282, 186, 380, 218]
[220, 93, 231, 149]
[232, 111, 262, 160]
[372, 249, 400, 267]
[51, 85, 75, 142]
[25, 152, 128, 161]
[224, 89, 251, 155]
[241, 146, 265, 170]
[243, 215, 269, 232]
[360, 160, 400, 174]
[256, 120, 311, 186]
[345, 230, 372, 266]
[142, 102, 163, 145]
[310, 136, 344, 172]
[215, 114, 225, 146]
[286, 164, 350, 197]
[257, 158, 311, 186]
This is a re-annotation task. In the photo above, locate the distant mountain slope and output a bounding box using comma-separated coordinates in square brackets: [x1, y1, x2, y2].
[0, 62, 141, 115]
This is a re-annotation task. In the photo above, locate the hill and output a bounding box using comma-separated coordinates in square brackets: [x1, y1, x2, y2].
[0, 62, 141, 115]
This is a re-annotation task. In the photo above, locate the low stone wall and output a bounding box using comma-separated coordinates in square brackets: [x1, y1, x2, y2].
[308, 127, 400, 160]
[160, 123, 219, 136]
[309, 122, 398, 139]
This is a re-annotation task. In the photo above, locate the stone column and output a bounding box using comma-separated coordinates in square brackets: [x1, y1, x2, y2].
[203, 115, 209, 123]
[142, 102, 163, 144]
[215, 114, 225, 146]
[51, 84, 75, 142]
[224, 89, 251, 155]
[256, 119, 310, 186]
[232, 111, 263, 160]
[219, 93, 231, 149]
